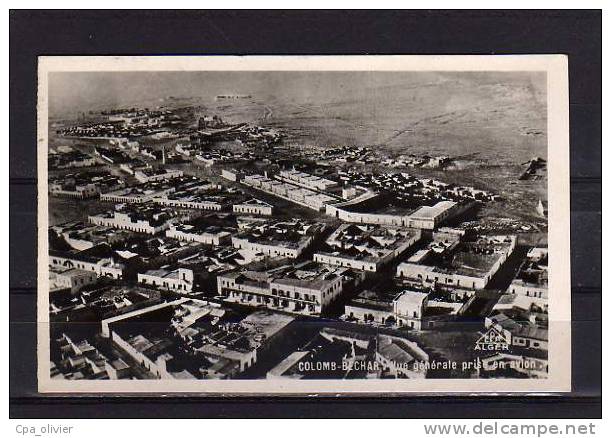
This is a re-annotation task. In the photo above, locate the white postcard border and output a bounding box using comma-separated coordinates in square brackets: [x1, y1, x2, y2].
[36, 55, 571, 394]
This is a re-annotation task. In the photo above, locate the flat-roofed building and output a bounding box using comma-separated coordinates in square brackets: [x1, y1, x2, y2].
[221, 168, 243, 182]
[105, 359, 131, 380]
[508, 247, 548, 300]
[101, 299, 293, 379]
[114, 235, 202, 267]
[101, 300, 197, 379]
[279, 169, 338, 191]
[314, 224, 421, 272]
[393, 290, 429, 329]
[50, 268, 98, 293]
[485, 312, 548, 351]
[51, 221, 133, 251]
[408, 201, 464, 230]
[134, 167, 184, 183]
[233, 198, 273, 216]
[138, 268, 194, 293]
[101, 176, 212, 204]
[154, 191, 226, 211]
[344, 289, 395, 325]
[493, 293, 548, 314]
[166, 221, 232, 246]
[49, 171, 124, 199]
[89, 203, 182, 235]
[326, 195, 473, 230]
[49, 181, 99, 199]
[53, 333, 115, 380]
[100, 184, 174, 204]
[243, 173, 337, 211]
[232, 219, 324, 259]
[48, 150, 96, 170]
[49, 248, 125, 280]
[397, 235, 517, 291]
[217, 263, 350, 315]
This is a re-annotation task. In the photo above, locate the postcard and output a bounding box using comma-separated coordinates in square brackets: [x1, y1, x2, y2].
[37, 55, 570, 394]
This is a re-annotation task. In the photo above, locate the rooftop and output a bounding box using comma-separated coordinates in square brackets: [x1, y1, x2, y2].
[240, 310, 295, 339]
[92, 202, 180, 227]
[234, 198, 273, 207]
[489, 313, 548, 341]
[400, 235, 516, 278]
[223, 262, 349, 292]
[52, 221, 133, 245]
[317, 223, 420, 263]
[234, 219, 324, 249]
[377, 338, 415, 364]
[410, 201, 457, 220]
[50, 171, 124, 191]
[347, 289, 395, 312]
[394, 290, 429, 306]
[513, 247, 548, 288]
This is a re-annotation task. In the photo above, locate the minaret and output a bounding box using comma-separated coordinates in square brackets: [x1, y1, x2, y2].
[162, 145, 166, 165]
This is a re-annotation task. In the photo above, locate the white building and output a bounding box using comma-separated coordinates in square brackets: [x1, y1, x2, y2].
[342, 186, 358, 200]
[508, 247, 548, 299]
[166, 224, 231, 245]
[326, 198, 471, 230]
[313, 253, 381, 272]
[393, 290, 429, 329]
[407, 201, 460, 230]
[89, 211, 170, 234]
[217, 265, 346, 315]
[396, 235, 517, 290]
[231, 220, 323, 259]
[221, 169, 243, 182]
[233, 198, 273, 216]
[134, 168, 184, 183]
[49, 250, 125, 279]
[49, 172, 123, 199]
[231, 235, 310, 259]
[279, 169, 338, 191]
[89, 205, 179, 235]
[509, 281, 548, 300]
[493, 293, 548, 313]
[313, 224, 421, 272]
[154, 195, 224, 211]
[138, 268, 194, 293]
[175, 143, 192, 156]
[242, 174, 336, 212]
[51, 268, 98, 293]
[49, 182, 99, 199]
[485, 313, 548, 351]
[100, 185, 175, 204]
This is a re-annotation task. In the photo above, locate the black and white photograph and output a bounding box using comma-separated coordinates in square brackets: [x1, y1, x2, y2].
[36, 55, 571, 394]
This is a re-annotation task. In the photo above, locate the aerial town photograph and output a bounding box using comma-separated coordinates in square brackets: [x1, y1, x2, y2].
[43, 70, 549, 383]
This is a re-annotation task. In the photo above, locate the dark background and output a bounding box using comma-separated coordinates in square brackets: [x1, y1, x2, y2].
[9, 9, 602, 418]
